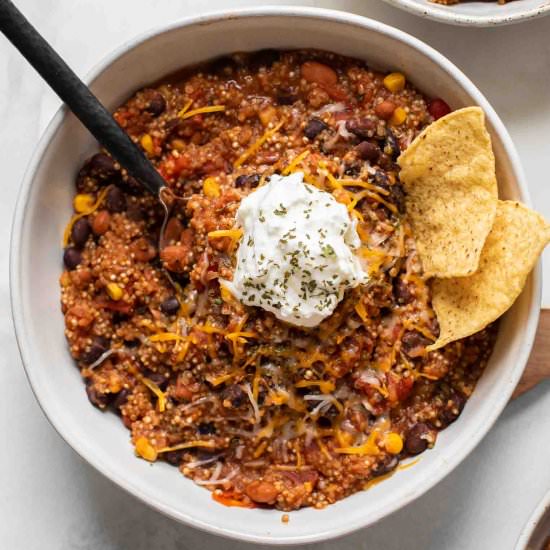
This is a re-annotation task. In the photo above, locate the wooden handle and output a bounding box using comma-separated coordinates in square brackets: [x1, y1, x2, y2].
[513, 309, 550, 398]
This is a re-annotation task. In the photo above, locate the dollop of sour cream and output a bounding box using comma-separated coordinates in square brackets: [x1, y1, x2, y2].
[222, 172, 368, 327]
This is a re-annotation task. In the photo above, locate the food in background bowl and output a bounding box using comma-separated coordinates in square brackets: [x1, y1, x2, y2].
[59, 49, 549, 511]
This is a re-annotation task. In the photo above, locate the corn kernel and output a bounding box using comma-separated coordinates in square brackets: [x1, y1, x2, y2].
[203, 177, 221, 198]
[220, 286, 234, 302]
[140, 134, 154, 155]
[383, 72, 406, 93]
[135, 437, 158, 462]
[383, 433, 403, 455]
[106, 282, 123, 301]
[73, 193, 95, 213]
[390, 107, 407, 126]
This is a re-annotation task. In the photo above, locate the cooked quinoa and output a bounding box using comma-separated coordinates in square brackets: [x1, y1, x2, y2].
[60, 49, 496, 511]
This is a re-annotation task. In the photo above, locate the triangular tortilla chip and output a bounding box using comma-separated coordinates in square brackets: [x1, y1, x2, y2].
[428, 201, 550, 350]
[398, 107, 498, 278]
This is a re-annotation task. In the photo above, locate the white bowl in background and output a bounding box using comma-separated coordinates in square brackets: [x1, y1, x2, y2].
[381, 0, 550, 26]
[10, 6, 541, 545]
[515, 490, 550, 550]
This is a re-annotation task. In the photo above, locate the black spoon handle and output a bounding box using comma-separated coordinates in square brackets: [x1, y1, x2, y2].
[0, 0, 165, 196]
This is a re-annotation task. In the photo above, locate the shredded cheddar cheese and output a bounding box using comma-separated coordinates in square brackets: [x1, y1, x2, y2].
[282, 150, 310, 175]
[180, 105, 226, 120]
[234, 120, 284, 168]
[177, 99, 193, 118]
[141, 377, 167, 412]
[295, 380, 335, 394]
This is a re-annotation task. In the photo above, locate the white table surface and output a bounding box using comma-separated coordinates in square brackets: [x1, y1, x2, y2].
[2, 1, 550, 548]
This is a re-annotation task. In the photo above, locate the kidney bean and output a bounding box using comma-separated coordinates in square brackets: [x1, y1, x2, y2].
[346, 117, 377, 139]
[160, 296, 180, 316]
[375, 100, 396, 120]
[92, 210, 111, 235]
[164, 217, 184, 244]
[355, 141, 380, 162]
[161, 245, 191, 272]
[106, 186, 126, 213]
[146, 92, 166, 116]
[245, 480, 279, 504]
[304, 118, 327, 140]
[301, 61, 338, 87]
[63, 247, 82, 270]
[71, 218, 91, 248]
[428, 98, 451, 120]
[131, 238, 157, 262]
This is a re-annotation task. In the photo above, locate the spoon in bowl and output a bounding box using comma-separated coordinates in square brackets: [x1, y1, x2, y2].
[0, 0, 167, 198]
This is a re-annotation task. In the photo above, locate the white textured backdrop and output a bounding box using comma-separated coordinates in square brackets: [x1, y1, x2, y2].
[1, 1, 550, 549]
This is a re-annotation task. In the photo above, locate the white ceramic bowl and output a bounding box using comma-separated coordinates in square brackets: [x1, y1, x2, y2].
[10, 6, 541, 545]
[381, 0, 550, 26]
[515, 490, 550, 550]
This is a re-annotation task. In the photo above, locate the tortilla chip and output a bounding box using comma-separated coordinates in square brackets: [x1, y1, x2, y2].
[398, 107, 498, 278]
[427, 201, 550, 350]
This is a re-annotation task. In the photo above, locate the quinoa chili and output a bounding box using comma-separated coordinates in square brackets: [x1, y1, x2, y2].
[60, 49, 495, 511]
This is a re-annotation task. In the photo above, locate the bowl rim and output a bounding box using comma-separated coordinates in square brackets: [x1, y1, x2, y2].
[9, 5, 541, 544]
[515, 489, 550, 550]
[380, 0, 550, 27]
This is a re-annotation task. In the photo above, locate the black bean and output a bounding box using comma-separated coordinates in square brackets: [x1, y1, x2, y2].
[235, 174, 261, 188]
[405, 423, 430, 455]
[439, 392, 467, 427]
[142, 369, 168, 390]
[83, 336, 110, 364]
[118, 175, 143, 195]
[71, 218, 91, 248]
[372, 455, 399, 477]
[146, 92, 166, 116]
[276, 88, 298, 105]
[63, 247, 82, 270]
[221, 384, 246, 408]
[163, 450, 184, 466]
[373, 169, 390, 189]
[355, 141, 380, 162]
[106, 186, 126, 213]
[160, 296, 180, 316]
[383, 129, 400, 160]
[88, 153, 118, 179]
[126, 201, 144, 221]
[394, 278, 414, 305]
[85, 384, 112, 409]
[198, 422, 217, 435]
[249, 49, 279, 70]
[111, 388, 129, 412]
[304, 118, 328, 140]
[343, 162, 361, 178]
[346, 117, 376, 139]
[402, 331, 432, 356]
